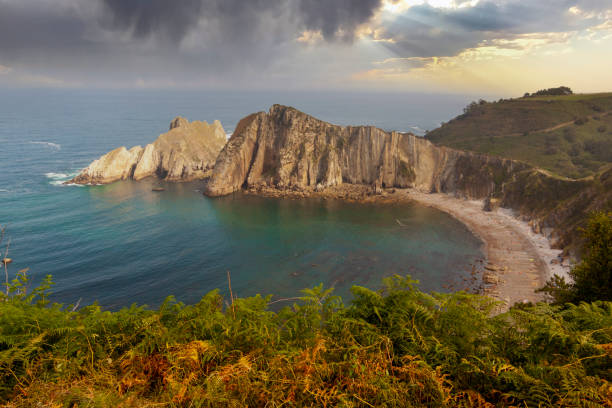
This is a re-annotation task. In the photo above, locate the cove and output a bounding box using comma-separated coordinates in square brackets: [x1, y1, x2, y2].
[3, 179, 483, 309]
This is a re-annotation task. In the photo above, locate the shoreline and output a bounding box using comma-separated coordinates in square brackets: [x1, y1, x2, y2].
[403, 190, 570, 310]
[244, 184, 570, 309]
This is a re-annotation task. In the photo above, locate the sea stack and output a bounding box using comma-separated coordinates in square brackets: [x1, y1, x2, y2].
[69, 117, 227, 184]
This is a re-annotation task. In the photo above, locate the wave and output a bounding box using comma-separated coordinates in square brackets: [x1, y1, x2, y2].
[0, 189, 10, 193]
[30, 141, 61, 150]
[46, 171, 82, 187]
[46, 172, 73, 180]
[49, 180, 84, 187]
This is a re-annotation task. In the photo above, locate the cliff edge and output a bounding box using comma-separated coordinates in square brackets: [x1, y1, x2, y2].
[69, 117, 227, 184]
[205, 104, 527, 198]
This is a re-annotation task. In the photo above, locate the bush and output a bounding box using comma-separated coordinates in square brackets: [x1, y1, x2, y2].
[569, 143, 582, 157]
[575, 117, 589, 125]
[539, 212, 612, 304]
[563, 128, 577, 143]
[591, 104, 604, 112]
[531, 86, 573, 96]
[598, 125, 607, 133]
[545, 146, 558, 155]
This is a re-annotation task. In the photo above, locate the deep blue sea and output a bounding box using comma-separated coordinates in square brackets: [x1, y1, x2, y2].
[0, 88, 484, 309]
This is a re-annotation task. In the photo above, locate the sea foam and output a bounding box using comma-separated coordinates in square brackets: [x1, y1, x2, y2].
[30, 141, 61, 150]
[46, 171, 82, 186]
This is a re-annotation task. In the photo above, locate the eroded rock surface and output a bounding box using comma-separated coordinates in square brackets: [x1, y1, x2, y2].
[205, 105, 527, 198]
[70, 118, 227, 184]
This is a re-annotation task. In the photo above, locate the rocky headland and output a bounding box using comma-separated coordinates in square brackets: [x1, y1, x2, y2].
[205, 104, 528, 198]
[69, 117, 227, 184]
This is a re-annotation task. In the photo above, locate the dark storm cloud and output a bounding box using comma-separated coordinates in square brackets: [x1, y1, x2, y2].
[100, 0, 204, 42]
[0, 1, 92, 56]
[99, 0, 384, 43]
[0, 0, 384, 86]
[298, 0, 383, 40]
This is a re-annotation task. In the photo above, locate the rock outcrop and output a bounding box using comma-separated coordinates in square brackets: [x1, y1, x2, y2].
[70, 117, 227, 184]
[205, 105, 528, 198]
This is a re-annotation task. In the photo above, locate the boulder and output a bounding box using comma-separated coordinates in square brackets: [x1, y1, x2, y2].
[483, 196, 501, 212]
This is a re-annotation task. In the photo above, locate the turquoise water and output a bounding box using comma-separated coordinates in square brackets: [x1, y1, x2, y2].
[0, 89, 482, 308]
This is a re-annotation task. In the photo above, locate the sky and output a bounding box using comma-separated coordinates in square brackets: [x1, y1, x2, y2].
[0, 0, 610, 95]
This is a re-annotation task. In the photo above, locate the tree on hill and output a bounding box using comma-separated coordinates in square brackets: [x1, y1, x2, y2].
[462, 99, 488, 115]
[529, 86, 573, 97]
[539, 211, 612, 303]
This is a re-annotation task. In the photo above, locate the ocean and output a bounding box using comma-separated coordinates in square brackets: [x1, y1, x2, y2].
[0, 88, 483, 308]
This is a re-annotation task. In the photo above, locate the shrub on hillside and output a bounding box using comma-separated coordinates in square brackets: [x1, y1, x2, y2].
[539, 212, 612, 304]
[530, 86, 573, 96]
[563, 128, 577, 143]
[584, 140, 612, 161]
[575, 117, 589, 125]
[462, 99, 488, 116]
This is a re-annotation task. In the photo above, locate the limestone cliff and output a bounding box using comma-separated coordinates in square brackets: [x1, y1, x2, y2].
[205, 105, 528, 198]
[70, 117, 227, 184]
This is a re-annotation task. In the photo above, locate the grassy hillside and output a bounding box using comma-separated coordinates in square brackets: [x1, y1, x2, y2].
[1, 274, 612, 407]
[427, 93, 612, 179]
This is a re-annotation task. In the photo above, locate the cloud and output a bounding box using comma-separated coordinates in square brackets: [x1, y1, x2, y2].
[0, 0, 610, 91]
[0, 64, 11, 74]
[100, 0, 204, 42]
[370, 0, 610, 58]
[99, 0, 384, 44]
[297, 0, 383, 41]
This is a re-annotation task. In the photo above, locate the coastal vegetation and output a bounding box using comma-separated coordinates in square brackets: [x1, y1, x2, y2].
[524, 86, 574, 97]
[1, 217, 612, 407]
[540, 211, 612, 304]
[427, 92, 612, 179]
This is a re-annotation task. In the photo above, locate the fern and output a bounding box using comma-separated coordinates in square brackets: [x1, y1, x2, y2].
[2, 273, 611, 407]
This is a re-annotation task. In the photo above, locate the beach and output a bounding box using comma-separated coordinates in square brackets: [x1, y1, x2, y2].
[403, 190, 570, 310]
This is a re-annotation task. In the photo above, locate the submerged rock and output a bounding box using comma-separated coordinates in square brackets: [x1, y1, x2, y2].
[69, 117, 227, 184]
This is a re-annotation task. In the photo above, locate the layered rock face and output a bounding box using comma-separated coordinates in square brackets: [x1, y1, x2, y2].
[70, 117, 227, 184]
[205, 105, 528, 198]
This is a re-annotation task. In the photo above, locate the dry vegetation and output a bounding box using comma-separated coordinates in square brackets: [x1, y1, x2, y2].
[1, 269, 611, 407]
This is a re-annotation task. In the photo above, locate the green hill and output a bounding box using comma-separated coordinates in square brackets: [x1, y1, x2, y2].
[426, 92, 612, 179]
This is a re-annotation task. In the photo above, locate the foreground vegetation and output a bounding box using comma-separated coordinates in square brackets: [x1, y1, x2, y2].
[426, 91, 612, 179]
[1, 213, 611, 407]
[1, 274, 611, 407]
